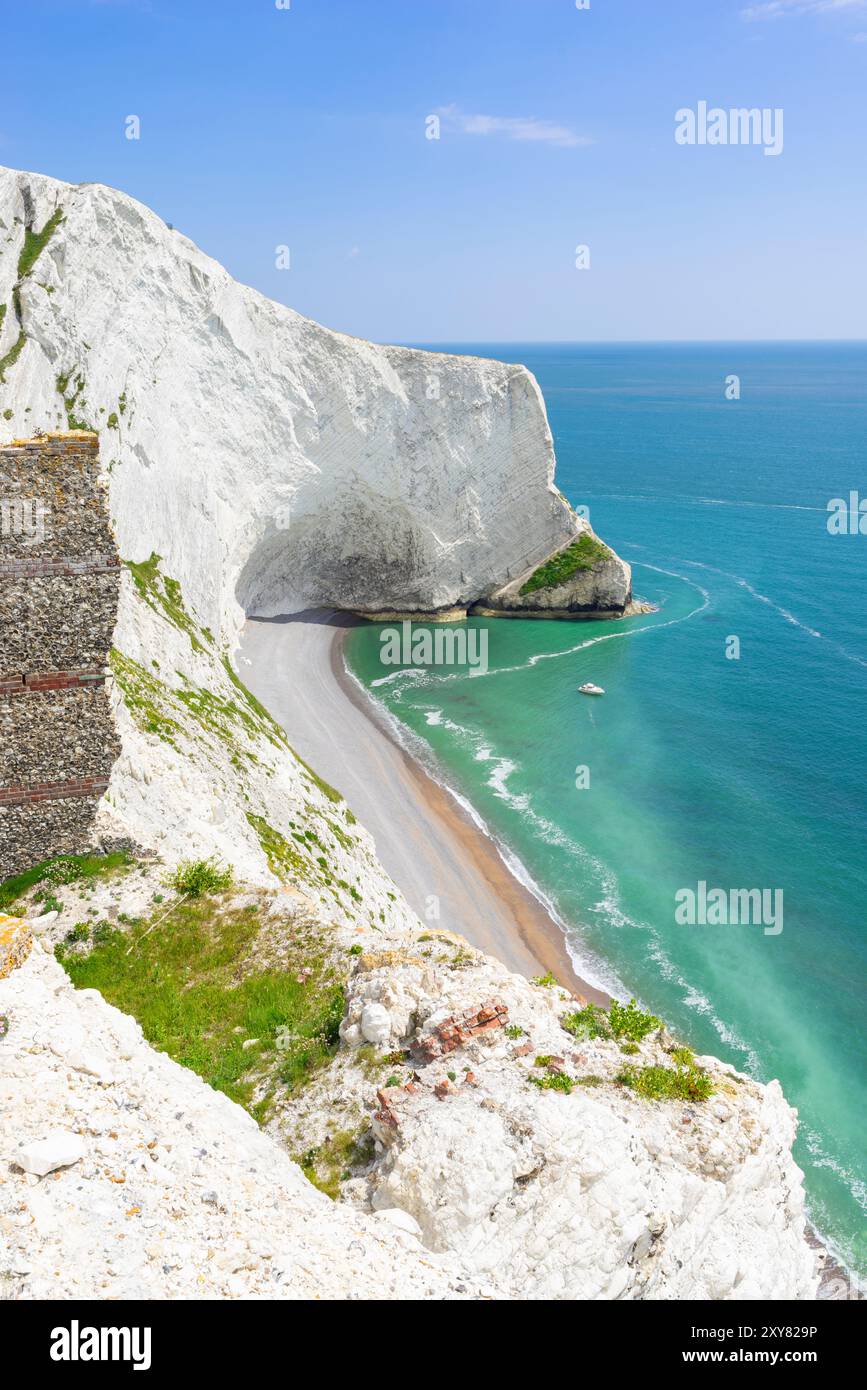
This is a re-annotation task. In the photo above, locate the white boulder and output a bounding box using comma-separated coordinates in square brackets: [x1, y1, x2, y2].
[15, 1131, 86, 1177]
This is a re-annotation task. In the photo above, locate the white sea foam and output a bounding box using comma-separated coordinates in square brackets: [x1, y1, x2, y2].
[349, 567, 781, 1075]
[369, 563, 710, 698]
[677, 557, 823, 637]
[583, 490, 827, 514]
[371, 680, 766, 1062]
[672, 555, 867, 670]
[802, 1127, 867, 1214]
[344, 576, 862, 1287]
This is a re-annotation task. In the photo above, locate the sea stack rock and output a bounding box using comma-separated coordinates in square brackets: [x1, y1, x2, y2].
[477, 524, 634, 619]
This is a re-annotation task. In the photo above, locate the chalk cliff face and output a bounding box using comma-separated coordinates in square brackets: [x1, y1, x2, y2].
[0, 165, 630, 633]
[0, 165, 818, 1302]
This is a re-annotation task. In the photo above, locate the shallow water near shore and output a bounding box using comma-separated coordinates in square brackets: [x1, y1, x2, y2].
[345, 341, 867, 1279]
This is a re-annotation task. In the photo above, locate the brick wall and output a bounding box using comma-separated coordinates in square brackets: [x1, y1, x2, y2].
[0, 432, 121, 881]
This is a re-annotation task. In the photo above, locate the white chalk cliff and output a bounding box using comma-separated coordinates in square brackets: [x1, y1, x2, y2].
[0, 166, 630, 630]
[0, 166, 818, 1300]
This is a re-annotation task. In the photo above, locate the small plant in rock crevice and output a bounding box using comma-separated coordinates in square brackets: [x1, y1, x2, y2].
[34, 892, 63, 915]
[531, 1071, 574, 1094]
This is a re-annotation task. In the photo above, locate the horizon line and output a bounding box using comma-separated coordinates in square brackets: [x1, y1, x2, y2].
[393, 337, 867, 347]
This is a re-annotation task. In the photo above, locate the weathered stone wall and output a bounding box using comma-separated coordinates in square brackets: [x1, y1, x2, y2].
[0, 432, 120, 881]
[0, 573, 120, 674]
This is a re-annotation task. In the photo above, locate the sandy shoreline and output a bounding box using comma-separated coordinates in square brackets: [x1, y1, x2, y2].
[239, 610, 607, 1005]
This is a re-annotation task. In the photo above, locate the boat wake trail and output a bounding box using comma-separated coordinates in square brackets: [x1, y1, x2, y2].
[650, 554, 867, 671]
[582, 490, 827, 514]
[370, 563, 710, 692]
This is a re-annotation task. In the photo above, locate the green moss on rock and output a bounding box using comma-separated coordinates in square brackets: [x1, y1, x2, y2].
[520, 532, 611, 596]
[17, 208, 64, 281]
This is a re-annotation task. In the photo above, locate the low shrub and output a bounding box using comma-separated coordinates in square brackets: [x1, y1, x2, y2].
[608, 997, 662, 1042]
[561, 1003, 611, 1041]
[168, 857, 233, 899]
[617, 1063, 713, 1103]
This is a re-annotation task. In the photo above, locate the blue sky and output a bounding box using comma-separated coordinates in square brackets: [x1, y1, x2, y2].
[1, 0, 865, 342]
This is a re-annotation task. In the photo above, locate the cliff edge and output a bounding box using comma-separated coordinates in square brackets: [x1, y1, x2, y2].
[0, 166, 631, 633]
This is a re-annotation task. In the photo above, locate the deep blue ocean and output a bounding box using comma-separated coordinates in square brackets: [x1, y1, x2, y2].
[346, 343, 867, 1277]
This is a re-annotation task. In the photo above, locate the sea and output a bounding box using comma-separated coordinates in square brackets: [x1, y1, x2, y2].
[344, 342, 867, 1280]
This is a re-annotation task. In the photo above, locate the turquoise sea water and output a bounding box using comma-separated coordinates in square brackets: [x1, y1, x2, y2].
[345, 343, 867, 1277]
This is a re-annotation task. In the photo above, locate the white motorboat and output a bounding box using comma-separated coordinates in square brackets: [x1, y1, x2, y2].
[578, 683, 605, 696]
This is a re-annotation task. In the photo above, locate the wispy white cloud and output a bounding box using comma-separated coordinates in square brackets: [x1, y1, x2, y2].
[741, 0, 866, 21]
[436, 104, 592, 149]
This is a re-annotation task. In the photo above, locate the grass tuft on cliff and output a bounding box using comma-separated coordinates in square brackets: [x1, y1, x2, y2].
[0, 330, 26, 385]
[57, 896, 345, 1112]
[17, 208, 64, 281]
[561, 997, 661, 1044]
[168, 856, 233, 898]
[0, 210, 63, 389]
[125, 553, 210, 653]
[0, 851, 132, 912]
[519, 532, 610, 596]
[617, 1062, 713, 1103]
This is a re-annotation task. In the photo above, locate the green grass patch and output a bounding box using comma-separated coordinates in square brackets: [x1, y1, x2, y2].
[0, 851, 132, 912]
[246, 812, 314, 883]
[561, 1002, 612, 1041]
[17, 208, 64, 281]
[519, 532, 611, 596]
[110, 650, 183, 746]
[57, 898, 345, 1108]
[608, 997, 662, 1043]
[125, 553, 209, 653]
[296, 1126, 375, 1199]
[0, 330, 26, 385]
[55, 369, 94, 431]
[111, 648, 269, 765]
